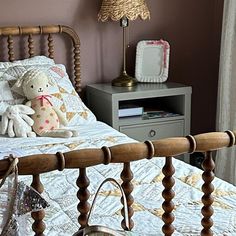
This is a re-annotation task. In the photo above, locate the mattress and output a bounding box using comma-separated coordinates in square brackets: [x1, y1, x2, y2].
[0, 121, 236, 236]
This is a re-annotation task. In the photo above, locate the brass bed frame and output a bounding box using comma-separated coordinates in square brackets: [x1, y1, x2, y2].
[0, 25, 235, 236]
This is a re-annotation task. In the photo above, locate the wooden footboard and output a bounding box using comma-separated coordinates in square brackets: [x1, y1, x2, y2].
[0, 130, 235, 236]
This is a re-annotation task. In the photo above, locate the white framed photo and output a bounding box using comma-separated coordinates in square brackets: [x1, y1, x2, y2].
[135, 40, 170, 83]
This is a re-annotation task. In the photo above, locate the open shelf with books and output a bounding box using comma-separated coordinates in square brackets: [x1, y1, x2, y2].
[118, 95, 184, 122]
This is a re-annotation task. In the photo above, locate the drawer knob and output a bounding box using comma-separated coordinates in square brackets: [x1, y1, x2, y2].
[149, 129, 156, 137]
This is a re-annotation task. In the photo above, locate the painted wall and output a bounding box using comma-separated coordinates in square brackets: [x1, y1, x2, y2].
[0, 0, 224, 134]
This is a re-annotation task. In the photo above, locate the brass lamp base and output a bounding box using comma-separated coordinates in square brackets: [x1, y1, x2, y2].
[112, 73, 138, 87]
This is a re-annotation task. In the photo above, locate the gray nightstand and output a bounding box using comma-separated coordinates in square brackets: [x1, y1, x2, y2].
[86, 82, 192, 162]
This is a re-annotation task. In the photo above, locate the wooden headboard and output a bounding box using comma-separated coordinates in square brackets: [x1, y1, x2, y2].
[0, 25, 81, 94]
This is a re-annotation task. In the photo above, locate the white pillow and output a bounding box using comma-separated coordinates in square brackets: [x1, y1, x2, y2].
[0, 57, 96, 125]
[0, 56, 55, 69]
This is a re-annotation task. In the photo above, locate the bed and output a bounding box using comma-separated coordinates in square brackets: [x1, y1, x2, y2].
[0, 25, 236, 236]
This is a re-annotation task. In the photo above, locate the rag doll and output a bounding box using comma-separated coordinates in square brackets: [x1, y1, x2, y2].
[15, 69, 79, 138]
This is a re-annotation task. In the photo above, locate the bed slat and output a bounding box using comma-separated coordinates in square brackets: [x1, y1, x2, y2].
[31, 174, 46, 235]
[162, 157, 175, 236]
[201, 151, 215, 236]
[7, 35, 14, 62]
[77, 168, 90, 229]
[121, 162, 134, 230]
[47, 34, 54, 59]
[74, 44, 81, 92]
[28, 34, 34, 57]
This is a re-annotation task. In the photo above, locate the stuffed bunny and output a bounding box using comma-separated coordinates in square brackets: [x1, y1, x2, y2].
[1, 105, 36, 138]
[15, 69, 79, 138]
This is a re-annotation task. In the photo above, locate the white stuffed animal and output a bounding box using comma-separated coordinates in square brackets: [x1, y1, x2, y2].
[1, 105, 36, 138]
[15, 69, 79, 138]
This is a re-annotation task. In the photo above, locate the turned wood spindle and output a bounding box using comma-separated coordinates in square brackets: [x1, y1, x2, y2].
[121, 162, 134, 230]
[28, 34, 34, 58]
[31, 174, 46, 236]
[201, 151, 215, 236]
[47, 34, 54, 59]
[77, 168, 90, 229]
[74, 44, 81, 93]
[162, 157, 175, 236]
[7, 35, 14, 62]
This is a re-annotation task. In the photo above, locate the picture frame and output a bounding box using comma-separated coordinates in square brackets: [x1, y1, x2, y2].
[135, 40, 170, 83]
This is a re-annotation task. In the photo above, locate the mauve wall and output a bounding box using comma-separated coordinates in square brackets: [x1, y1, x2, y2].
[0, 0, 224, 134]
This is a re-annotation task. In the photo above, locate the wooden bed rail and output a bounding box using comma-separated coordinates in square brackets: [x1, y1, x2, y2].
[0, 25, 79, 43]
[0, 130, 234, 176]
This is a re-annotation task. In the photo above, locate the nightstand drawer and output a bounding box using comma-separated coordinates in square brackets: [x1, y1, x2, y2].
[120, 120, 184, 141]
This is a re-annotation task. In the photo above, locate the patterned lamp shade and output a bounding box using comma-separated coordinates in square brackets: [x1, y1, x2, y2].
[98, 0, 150, 22]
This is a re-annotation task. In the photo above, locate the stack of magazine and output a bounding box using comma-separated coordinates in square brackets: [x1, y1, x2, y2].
[118, 104, 180, 119]
[142, 110, 180, 119]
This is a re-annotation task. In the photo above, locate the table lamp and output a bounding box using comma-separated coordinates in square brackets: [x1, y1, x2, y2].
[98, 0, 150, 87]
